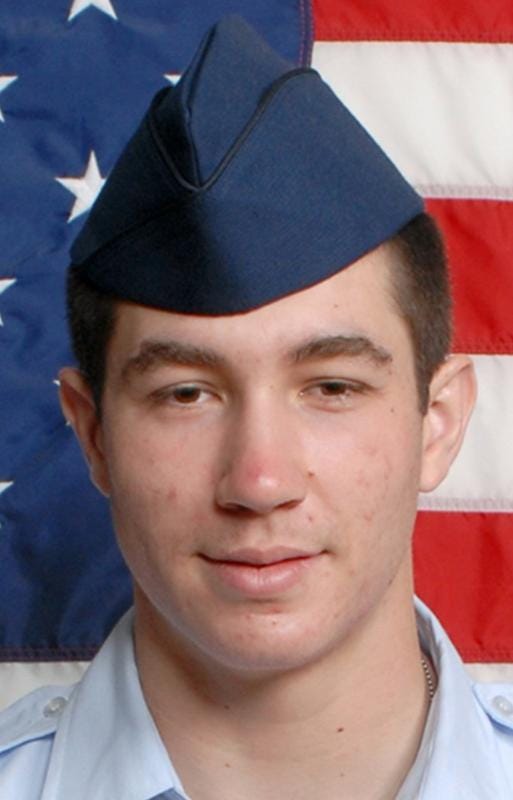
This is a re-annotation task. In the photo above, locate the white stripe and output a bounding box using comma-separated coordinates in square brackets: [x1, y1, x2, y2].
[465, 663, 513, 684]
[419, 355, 513, 512]
[0, 661, 88, 711]
[312, 42, 513, 197]
[415, 185, 513, 202]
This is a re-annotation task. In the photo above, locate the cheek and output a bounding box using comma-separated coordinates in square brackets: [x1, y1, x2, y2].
[107, 418, 213, 499]
[308, 413, 422, 541]
[105, 426, 215, 559]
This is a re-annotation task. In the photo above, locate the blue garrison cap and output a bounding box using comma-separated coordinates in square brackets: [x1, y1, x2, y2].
[70, 16, 423, 314]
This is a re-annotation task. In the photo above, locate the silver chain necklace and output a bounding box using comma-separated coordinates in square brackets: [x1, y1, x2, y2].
[420, 655, 436, 702]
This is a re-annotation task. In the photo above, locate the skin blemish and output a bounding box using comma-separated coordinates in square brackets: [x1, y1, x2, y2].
[224, 763, 231, 768]
[307, 469, 315, 478]
[337, 726, 345, 733]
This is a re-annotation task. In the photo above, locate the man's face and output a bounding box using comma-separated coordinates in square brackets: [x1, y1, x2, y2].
[71, 247, 450, 673]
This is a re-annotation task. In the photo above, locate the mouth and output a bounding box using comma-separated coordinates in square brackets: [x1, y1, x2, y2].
[205, 546, 319, 565]
[199, 548, 324, 598]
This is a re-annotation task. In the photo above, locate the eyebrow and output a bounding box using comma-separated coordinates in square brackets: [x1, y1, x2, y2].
[120, 339, 225, 382]
[290, 334, 392, 366]
[121, 332, 392, 383]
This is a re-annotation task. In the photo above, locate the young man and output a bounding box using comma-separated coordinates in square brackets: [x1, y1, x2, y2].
[1, 15, 512, 800]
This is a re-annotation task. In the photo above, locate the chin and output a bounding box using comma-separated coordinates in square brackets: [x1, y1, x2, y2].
[179, 608, 347, 676]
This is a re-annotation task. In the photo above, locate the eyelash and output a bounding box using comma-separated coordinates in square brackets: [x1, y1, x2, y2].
[151, 379, 366, 409]
[151, 384, 213, 406]
[301, 380, 365, 403]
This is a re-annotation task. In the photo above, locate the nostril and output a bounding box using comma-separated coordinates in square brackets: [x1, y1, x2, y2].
[216, 491, 304, 516]
[280, 497, 303, 511]
[218, 500, 257, 514]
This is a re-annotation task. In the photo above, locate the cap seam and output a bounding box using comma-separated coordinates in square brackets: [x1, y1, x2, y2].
[148, 67, 317, 196]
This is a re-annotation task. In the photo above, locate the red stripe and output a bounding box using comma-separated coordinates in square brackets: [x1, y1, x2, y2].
[313, 0, 513, 42]
[426, 199, 513, 354]
[414, 512, 513, 662]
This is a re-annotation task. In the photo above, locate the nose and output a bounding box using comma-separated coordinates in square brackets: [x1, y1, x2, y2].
[215, 399, 307, 515]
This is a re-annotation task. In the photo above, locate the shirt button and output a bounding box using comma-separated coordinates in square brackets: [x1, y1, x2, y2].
[43, 696, 68, 718]
[492, 695, 513, 716]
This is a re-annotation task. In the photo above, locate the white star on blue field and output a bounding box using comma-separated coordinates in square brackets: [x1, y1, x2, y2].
[56, 151, 107, 222]
[68, 0, 118, 22]
[0, 76, 18, 123]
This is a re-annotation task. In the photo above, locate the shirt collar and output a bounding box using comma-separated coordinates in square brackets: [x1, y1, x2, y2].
[43, 609, 187, 800]
[413, 597, 511, 800]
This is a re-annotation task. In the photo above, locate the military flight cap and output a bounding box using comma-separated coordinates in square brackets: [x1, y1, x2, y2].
[70, 15, 424, 314]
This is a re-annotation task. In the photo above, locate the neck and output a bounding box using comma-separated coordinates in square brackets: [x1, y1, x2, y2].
[134, 571, 431, 800]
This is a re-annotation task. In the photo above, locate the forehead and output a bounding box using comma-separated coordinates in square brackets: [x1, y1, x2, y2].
[107, 243, 409, 365]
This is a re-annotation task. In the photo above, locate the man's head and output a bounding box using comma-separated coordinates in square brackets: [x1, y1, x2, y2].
[59, 17, 475, 675]
[60, 237, 474, 675]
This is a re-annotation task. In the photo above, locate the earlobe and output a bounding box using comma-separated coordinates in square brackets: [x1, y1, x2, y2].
[420, 355, 477, 493]
[58, 367, 111, 498]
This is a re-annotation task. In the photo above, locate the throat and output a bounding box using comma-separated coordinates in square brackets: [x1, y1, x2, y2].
[143, 650, 433, 800]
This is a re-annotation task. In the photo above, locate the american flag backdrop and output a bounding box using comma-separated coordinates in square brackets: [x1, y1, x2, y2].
[1, 0, 512, 708]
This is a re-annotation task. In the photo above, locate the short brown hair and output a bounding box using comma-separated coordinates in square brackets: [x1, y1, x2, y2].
[66, 212, 451, 414]
[388, 212, 452, 412]
[66, 269, 118, 413]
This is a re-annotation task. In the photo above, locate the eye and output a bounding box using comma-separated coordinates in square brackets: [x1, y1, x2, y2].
[301, 379, 365, 407]
[317, 381, 352, 397]
[152, 383, 213, 406]
[173, 385, 205, 403]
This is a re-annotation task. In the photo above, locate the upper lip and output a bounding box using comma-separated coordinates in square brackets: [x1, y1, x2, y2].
[201, 547, 321, 566]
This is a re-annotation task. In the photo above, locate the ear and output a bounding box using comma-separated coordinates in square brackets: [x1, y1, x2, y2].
[58, 367, 111, 497]
[420, 354, 477, 493]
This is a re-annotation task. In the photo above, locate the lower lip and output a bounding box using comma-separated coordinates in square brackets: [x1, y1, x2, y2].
[202, 555, 320, 598]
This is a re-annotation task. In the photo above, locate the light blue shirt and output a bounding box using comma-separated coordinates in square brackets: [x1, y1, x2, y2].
[0, 599, 512, 799]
